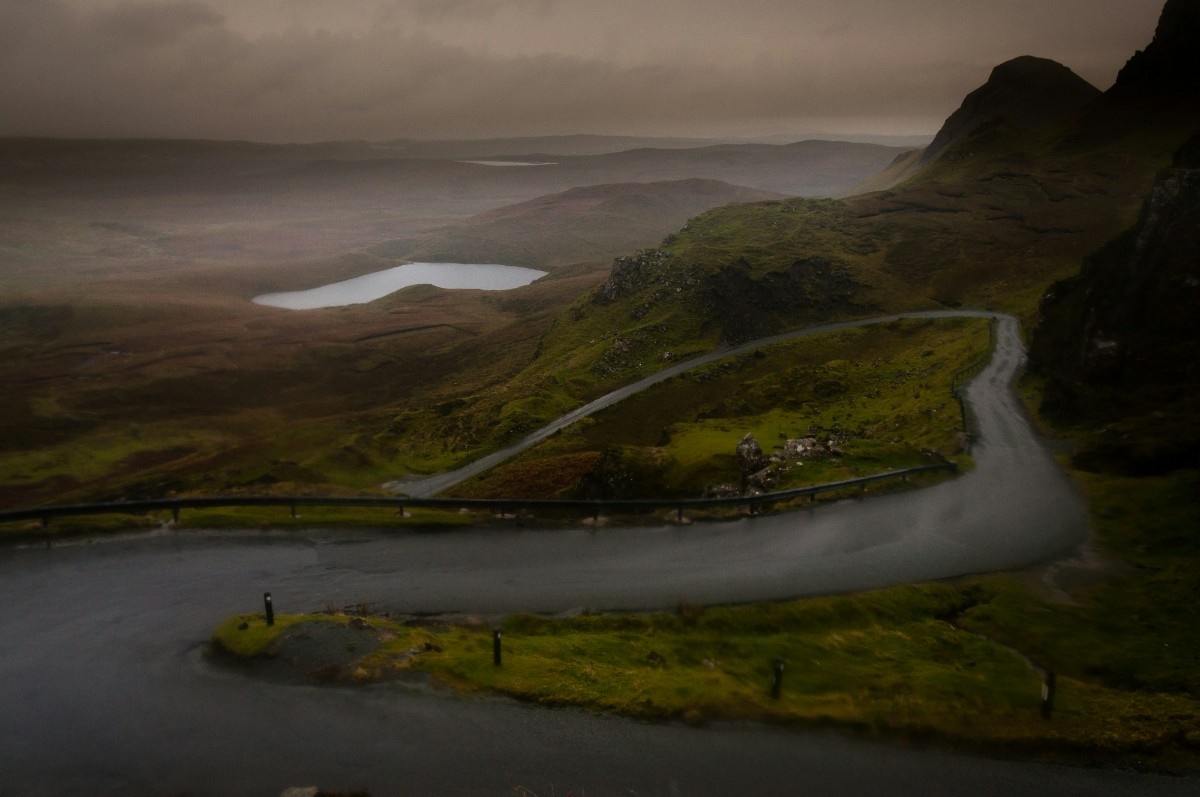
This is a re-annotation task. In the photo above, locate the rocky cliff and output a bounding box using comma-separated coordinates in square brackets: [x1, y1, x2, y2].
[1030, 135, 1200, 473]
[1111, 0, 1200, 97]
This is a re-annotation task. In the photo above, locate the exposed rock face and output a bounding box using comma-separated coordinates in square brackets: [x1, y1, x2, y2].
[921, 56, 1100, 165]
[735, 434, 765, 484]
[593, 248, 678, 304]
[701, 256, 863, 343]
[1112, 0, 1200, 97]
[1030, 135, 1200, 473]
[783, 437, 844, 461]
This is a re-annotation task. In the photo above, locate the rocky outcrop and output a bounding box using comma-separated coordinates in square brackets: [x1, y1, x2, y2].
[731, 433, 847, 494]
[736, 434, 765, 486]
[593, 248, 678, 304]
[1030, 135, 1200, 473]
[701, 256, 864, 343]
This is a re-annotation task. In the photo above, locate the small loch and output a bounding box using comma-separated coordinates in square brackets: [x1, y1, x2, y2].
[253, 262, 548, 310]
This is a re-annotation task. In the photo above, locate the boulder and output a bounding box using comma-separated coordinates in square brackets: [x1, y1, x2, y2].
[736, 433, 765, 478]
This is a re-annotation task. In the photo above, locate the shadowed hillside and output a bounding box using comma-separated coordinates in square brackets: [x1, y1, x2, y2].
[1030, 134, 1200, 475]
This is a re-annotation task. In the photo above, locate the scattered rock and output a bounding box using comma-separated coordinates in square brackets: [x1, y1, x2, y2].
[747, 466, 777, 491]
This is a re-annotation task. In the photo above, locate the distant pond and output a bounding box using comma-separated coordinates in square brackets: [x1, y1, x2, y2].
[253, 262, 548, 310]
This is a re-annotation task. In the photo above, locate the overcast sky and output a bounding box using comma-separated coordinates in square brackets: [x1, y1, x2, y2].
[0, 0, 1168, 142]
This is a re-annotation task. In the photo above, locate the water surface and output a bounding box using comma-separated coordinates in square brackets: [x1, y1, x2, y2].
[253, 262, 547, 310]
[459, 160, 557, 167]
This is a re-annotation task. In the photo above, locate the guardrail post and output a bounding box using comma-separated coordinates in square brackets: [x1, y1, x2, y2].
[677, 506, 684, 522]
[264, 592, 274, 626]
[1041, 670, 1056, 719]
[493, 628, 502, 667]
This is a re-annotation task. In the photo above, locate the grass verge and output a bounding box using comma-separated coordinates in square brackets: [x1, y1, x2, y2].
[213, 569, 1199, 773]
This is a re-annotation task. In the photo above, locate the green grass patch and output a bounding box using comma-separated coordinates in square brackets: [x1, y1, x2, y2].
[455, 318, 985, 499]
[217, 576, 1199, 770]
[211, 613, 326, 658]
[420, 583, 1199, 767]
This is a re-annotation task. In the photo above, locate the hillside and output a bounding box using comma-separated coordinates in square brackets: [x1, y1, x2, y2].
[393, 179, 784, 269]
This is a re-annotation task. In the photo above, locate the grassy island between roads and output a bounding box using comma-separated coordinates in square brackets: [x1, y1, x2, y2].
[211, 461, 1200, 775]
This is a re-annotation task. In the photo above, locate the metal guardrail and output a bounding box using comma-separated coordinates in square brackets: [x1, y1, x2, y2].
[0, 462, 957, 528]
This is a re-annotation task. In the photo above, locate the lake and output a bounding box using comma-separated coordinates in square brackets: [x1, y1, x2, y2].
[459, 160, 557, 167]
[253, 262, 548, 310]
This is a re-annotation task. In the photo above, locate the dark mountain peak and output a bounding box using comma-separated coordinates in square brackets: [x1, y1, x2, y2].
[920, 55, 1099, 164]
[1112, 0, 1200, 96]
[990, 55, 1084, 85]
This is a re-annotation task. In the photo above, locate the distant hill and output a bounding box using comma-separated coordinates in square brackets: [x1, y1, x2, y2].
[375, 134, 722, 159]
[272, 139, 910, 200]
[392, 179, 784, 269]
[0, 134, 915, 283]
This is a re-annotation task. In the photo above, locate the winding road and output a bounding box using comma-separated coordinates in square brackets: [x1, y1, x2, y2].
[1, 312, 1190, 796]
[394, 310, 1005, 498]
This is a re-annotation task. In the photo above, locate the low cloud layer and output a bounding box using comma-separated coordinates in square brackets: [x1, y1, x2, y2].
[0, 0, 1166, 141]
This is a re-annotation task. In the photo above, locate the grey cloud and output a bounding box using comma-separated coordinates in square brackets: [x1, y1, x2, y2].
[0, 0, 1169, 141]
[95, 1, 224, 46]
[405, 0, 558, 21]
